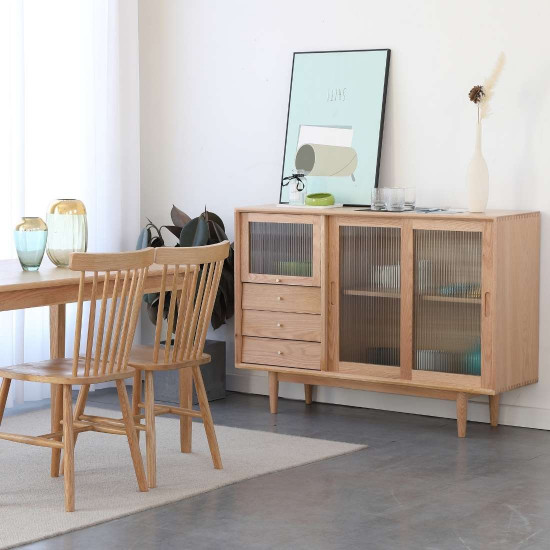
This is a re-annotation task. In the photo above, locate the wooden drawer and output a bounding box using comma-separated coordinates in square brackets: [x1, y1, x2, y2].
[242, 283, 321, 314]
[242, 336, 321, 370]
[242, 310, 321, 342]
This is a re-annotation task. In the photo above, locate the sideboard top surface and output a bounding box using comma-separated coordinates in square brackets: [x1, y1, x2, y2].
[235, 204, 539, 222]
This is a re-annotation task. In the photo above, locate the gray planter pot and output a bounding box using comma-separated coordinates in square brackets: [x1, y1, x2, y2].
[153, 340, 226, 405]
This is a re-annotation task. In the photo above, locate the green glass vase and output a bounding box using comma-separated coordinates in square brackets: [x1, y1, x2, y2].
[46, 199, 88, 267]
[14, 217, 48, 271]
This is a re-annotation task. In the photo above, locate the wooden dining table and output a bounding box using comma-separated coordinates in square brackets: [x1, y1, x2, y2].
[0, 258, 193, 450]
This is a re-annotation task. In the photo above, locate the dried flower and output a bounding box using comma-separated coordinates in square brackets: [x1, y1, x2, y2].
[479, 52, 506, 120]
[469, 85, 485, 104]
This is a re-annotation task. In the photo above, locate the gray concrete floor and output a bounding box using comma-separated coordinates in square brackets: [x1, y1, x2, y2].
[9, 389, 550, 550]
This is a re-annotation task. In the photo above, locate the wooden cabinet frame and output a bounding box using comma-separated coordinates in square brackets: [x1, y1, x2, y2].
[240, 212, 322, 287]
[235, 206, 540, 437]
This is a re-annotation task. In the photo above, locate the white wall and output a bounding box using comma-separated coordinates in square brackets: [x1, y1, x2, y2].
[138, 0, 550, 429]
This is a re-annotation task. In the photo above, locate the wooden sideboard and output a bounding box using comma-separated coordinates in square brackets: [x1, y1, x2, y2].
[234, 205, 540, 437]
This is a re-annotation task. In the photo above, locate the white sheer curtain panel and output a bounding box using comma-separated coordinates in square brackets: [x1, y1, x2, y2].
[0, 0, 140, 408]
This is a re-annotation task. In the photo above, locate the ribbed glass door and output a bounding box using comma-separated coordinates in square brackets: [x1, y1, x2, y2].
[414, 230, 482, 375]
[339, 225, 401, 366]
[249, 221, 313, 278]
[242, 214, 321, 286]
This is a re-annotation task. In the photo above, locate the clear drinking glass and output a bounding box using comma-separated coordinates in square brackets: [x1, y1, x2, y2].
[404, 188, 416, 210]
[371, 188, 386, 210]
[385, 188, 406, 211]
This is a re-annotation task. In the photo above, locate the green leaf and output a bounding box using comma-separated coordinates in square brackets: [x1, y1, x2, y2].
[200, 210, 225, 231]
[211, 296, 224, 330]
[164, 225, 183, 238]
[136, 227, 151, 250]
[171, 205, 191, 228]
[144, 292, 158, 306]
[207, 220, 228, 244]
[179, 216, 209, 247]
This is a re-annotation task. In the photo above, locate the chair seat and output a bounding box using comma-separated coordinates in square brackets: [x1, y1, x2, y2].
[128, 345, 211, 371]
[0, 358, 136, 384]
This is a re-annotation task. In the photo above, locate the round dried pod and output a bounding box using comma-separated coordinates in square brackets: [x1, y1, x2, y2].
[469, 85, 485, 104]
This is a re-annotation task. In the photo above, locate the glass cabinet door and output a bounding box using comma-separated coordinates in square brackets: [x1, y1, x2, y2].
[338, 224, 401, 367]
[241, 214, 321, 286]
[414, 229, 482, 376]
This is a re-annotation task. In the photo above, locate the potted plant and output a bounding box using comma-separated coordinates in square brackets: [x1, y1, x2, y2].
[136, 205, 234, 402]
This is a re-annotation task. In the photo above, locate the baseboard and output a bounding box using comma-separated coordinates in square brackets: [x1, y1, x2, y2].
[227, 372, 550, 431]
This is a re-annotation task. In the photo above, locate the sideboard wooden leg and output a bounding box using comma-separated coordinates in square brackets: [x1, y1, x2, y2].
[268, 372, 279, 414]
[489, 394, 500, 427]
[456, 392, 468, 438]
[304, 384, 313, 405]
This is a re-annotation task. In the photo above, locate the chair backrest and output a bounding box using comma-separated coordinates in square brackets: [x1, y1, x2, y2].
[69, 248, 155, 377]
[151, 241, 230, 365]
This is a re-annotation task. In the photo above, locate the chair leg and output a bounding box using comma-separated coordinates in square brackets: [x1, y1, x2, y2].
[63, 385, 75, 512]
[179, 368, 192, 453]
[61, 384, 89, 473]
[0, 378, 11, 426]
[192, 365, 222, 469]
[74, 384, 90, 420]
[50, 384, 63, 477]
[133, 370, 142, 442]
[132, 369, 142, 415]
[144, 371, 157, 488]
[116, 379, 148, 492]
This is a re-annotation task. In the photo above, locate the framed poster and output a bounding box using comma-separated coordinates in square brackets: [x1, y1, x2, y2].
[279, 49, 390, 206]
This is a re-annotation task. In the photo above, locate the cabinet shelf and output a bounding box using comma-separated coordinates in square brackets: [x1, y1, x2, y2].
[420, 295, 480, 304]
[343, 289, 400, 298]
[343, 289, 481, 304]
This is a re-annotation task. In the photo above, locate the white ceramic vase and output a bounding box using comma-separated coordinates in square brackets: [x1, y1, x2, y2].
[467, 121, 489, 213]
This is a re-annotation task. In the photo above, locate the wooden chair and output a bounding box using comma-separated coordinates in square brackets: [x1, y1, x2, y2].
[128, 241, 229, 488]
[0, 248, 154, 511]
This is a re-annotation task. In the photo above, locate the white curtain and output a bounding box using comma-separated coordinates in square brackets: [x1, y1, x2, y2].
[0, 0, 140, 408]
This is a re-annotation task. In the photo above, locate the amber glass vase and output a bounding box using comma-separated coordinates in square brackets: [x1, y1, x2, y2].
[46, 199, 88, 267]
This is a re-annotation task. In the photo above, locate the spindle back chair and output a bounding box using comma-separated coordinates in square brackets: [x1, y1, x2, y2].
[128, 241, 230, 487]
[149, 242, 228, 366]
[0, 248, 154, 511]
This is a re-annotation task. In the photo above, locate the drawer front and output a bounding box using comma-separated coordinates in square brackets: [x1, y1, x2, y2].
[242, 336, 321, 370]
[242, 283, 321, 314]
[242, 310, 321, 342]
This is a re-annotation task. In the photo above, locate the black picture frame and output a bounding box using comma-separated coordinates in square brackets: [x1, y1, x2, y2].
[278, 48, 391, 207]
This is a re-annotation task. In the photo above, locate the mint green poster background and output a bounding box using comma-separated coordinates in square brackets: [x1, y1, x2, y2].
[280, 50, 389, 205]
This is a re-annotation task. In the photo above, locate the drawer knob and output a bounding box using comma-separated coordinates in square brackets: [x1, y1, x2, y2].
[275, 278, 281, 283]
[276, 296, 282, 301]
[277, 350, 283, 355]
[276, 322, 282, 327]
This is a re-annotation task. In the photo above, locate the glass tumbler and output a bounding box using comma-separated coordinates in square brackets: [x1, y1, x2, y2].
[371, 188, 387, 210]
[385, 188, 406, 212]
[404, 188, 416, 210]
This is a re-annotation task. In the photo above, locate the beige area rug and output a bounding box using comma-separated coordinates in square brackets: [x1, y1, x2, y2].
[0, 406, 365, 549]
